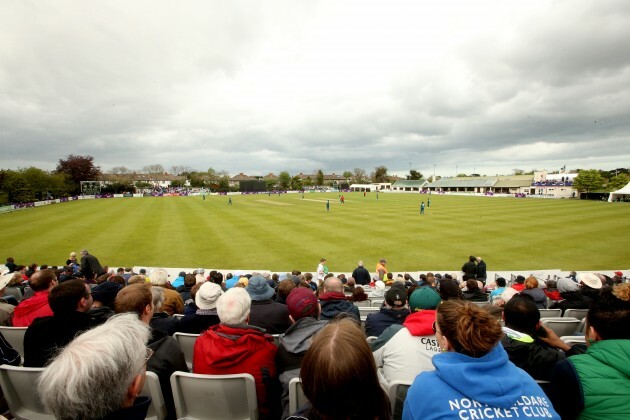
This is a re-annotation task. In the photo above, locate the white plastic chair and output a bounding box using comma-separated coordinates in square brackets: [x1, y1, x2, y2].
[141, 371, 167, 420]
[359, 307, 380, 322]
[170, 371, 258, 420]
[539, 309, 562, 318]
[366, 336, 378, 344]
[563, 309, 588, 320]
[541, 317, 581, 337]
[370, 299, 385, 307]
[0, 326, 27, 364]
[0, 365, 54, 419]
[353, 300, 371, 307]
[560, 336, 586, 346]
[288, 377, 308, 414]
[173, 332, 199, 371]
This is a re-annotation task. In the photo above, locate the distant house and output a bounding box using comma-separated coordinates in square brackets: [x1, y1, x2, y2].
[99, 173, 189, 189]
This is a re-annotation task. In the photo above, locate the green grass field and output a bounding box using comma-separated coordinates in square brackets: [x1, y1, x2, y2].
[1, 193, 628, 272]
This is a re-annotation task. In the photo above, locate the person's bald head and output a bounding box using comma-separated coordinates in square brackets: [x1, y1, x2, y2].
[29, 269, 58, 292]
[323, 277, 343, 293]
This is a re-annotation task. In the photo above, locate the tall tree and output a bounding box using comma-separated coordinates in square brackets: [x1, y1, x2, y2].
[278, 171, 291, 190]
[316, 169, 324, 186]
[408, 169, 423, 180]
[170, 165, 193, 176]
[352, 168, 367, 183]
[372, 166, 388, 183]
[606, 173, 629, 192]
[290, 176, 303, 191]
[573, 169, 604, 194]
[342, 171, 353, 179]
[56, 155, 101, 194]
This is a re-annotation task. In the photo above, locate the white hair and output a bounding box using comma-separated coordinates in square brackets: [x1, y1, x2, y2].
[150, 268, 169, 286]
[37, 313, 150, 420]
[151, 286, 165, 311]
[216, 287, 251, 325]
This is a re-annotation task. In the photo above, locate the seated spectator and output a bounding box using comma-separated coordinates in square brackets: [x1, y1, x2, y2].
[149, 268, 184, 316]
[0, 273, 16, 325]
[438, 278, 463, 301]
[462, 279, 488, 302]
[171, 271, 186, 289]
[4, 257, 17, 273]
[177, 281, 222, 334]
[288, 318, 391, 420]
[370, 280, 386, 298]
[366, 288, 410, 338]
[403, 300, 559, 419]
[373, 287, 441, 389]
[37, 313, 152, 419]
[0, 331, 20, 413]
[115, 283, 187, 420]
[343, 277, 356, 294]
[550, 277, 591, 315]
[88, 281, 122, 323]
[511, 275, 526, 292]
[193, 288, 280, 419]
[184, 282, 202, 315]
[150, 286, 180, 335]
[543, 279, 562, 301]
[122, 266, 134, 283]
[24, 279, 101, 367]
[319, 277, 360, 321]
[501, 294, 584, 382]
[224, 272, 238, 289]
[277, 287, 328, 418]
[11, 269, 56, 327]
[577, 272, 603, 301]
[108, 275, 126, 287]
[350, 286, 369, 303]
[178, 274, 196, 304]
[520, 276, 547, 309]
[246, 275, 291, 334]
[490, 277, 507, 301]
[275, 278, 295, 305]
[127, 274, 147, 285]
[550, 283, 630, 419]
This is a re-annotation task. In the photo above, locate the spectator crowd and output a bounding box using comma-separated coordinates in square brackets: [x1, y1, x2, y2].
[0, 252, 628, 419]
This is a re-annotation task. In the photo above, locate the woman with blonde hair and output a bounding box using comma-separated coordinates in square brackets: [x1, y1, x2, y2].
[403, 300, 559, 419]
[289, 318, 391, 419]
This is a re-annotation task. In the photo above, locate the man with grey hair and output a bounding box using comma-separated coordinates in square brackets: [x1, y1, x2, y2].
[150, 268, 183, 316]
[352, 260, 371, 285]
[319, 276, 360, 321]
[79, 249, 105, 281]
[150, 286, 180, 335]
[37, 313, 152, 419]
[193, 287, 280, 419]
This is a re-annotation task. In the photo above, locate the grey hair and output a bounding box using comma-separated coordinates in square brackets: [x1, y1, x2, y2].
[151, 286, 165, 312]
[324, 277, 343, 293]
[150, 268, 169, 286]
[37, 313, 151, 420]
[217, 287, 251, 325]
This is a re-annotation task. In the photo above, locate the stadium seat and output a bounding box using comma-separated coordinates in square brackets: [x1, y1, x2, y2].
[366, 336, 378, 343]
[353, 301, 371, 307]
[170, 372, 258, 420]
[539, 309, 562, 318]
[141, 371, 167, 420]
[5, 287, 23, 302]
[0, 326, 27, 365]
[173, 314, 185, 320]
[387, 380, 412, 420]
[173, 332, 199, 371]
[370, 299, 384, 307]
[541, 318, 581, 337]
[288, 377, 308, 415]
[272, 334, 281, 347]
[560, 336, 586, 346]
[563, 309, 588, 320]
[0, 365, 54, 419]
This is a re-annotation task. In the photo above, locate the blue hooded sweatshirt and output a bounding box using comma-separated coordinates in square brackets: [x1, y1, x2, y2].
[403, 343, 559, 420]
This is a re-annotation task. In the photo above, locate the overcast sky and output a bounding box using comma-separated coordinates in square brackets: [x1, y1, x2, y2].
[1, 1, 629, 178]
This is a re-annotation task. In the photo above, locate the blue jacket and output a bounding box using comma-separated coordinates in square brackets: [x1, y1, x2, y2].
[403, 343, 559, 420]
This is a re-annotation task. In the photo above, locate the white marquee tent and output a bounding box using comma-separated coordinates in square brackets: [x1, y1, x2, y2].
[608, 181, 630, 202]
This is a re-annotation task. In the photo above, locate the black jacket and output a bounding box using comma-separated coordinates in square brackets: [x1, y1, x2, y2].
[476, 260, 487, 280]
[147, 327, 188, 420]
[550, 291, 591, 315]
[24, 311, 102, 367]
[365, 307, 410, 338]
[461, 261, 477, 278]
[248, 299, 292, 334]
[501, 332, 585, 381]
[80, 253, 104, 280]
[176, 312, 220, 334]
[150, 312, 180, 336]
[351, 266, 371, 285]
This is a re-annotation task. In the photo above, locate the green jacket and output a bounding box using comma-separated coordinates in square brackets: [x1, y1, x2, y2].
[550, 340, 630, 419]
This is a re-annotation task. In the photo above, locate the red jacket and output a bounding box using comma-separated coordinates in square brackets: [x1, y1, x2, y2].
[193, 323, 279, 419]
[12, 291, 53, 327]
